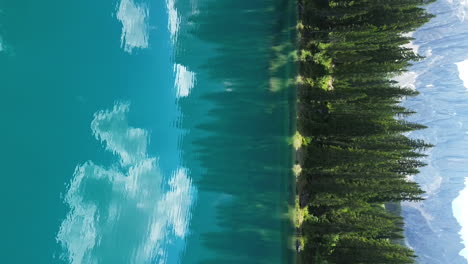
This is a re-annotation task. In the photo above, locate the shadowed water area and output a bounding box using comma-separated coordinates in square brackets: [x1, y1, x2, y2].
[0, 0, 296, 263]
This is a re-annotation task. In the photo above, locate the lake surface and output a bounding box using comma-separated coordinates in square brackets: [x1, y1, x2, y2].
[0, 0, 296, 263]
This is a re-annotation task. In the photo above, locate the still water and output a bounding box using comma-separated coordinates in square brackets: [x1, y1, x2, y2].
[0, 0, 296, 263]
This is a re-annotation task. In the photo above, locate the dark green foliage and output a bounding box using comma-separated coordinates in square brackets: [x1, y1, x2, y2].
[297, 0, 433, 263]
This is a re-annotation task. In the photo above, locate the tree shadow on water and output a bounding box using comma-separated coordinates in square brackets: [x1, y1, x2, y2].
[174, 0, 298, 262]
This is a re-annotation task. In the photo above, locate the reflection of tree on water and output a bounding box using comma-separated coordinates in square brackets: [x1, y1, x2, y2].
[173, 0, 297, 262]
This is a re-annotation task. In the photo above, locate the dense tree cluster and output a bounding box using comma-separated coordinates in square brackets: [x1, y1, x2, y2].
[296, 0, 435, 263]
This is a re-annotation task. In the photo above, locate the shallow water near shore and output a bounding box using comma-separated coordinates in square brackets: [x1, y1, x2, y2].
[0, 0, 296, 263]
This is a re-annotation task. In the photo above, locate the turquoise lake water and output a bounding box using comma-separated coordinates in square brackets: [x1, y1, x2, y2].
[0, 0, 296, 263]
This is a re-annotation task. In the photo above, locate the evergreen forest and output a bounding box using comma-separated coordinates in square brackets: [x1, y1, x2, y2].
[294, 0, 436, 263]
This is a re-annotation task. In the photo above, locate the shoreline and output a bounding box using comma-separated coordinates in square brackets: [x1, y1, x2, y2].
[293, 0, 308, 259]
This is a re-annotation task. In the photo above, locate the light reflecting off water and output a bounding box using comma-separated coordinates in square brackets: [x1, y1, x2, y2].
[57, 103, 196, 264]
[0, 0, 296, 262]
[174, 64, 195, 98]
[166, 0, 180, 43]
[116, 0, 149, 53]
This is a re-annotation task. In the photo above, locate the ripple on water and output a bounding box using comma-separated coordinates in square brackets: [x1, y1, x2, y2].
[57, 102, 196, 264]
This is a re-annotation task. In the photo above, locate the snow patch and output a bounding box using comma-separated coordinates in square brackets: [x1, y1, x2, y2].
[456, 59, 468, 89]
[393, 71, 418, 90]
[453, 177, 468, 259]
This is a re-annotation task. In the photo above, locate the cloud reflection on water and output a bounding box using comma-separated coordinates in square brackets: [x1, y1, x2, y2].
[117, 0, 149, 53]
[57, 102, 195, 264]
